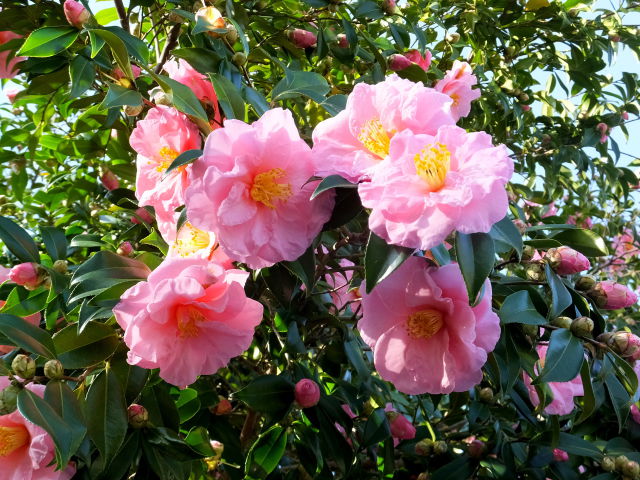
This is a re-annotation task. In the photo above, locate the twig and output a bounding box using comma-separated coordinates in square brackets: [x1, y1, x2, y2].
[155, 24, 181, 73]
[114, 0, 129, 32]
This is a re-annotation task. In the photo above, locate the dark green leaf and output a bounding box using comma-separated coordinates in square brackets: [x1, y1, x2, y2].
[550, 229, 608, 256]
[0, 215, 40, 262]
[41, 226, 67, 261]
[499, 291, 547, 325]
[234, 375, 294, 417]
[557, 432, 603, 459]
[69, 55, 96, 99]
[99, 83, 142, 109]
[490, 216, 524, 258]
[209, 73, 245, 120]
[17, 27, 78, 57]
[576, 359, 596, 424]
[0, 313, 55, 358]
[53, 322, 119, 368]
[432, 455, 475, 480]
[605, 372, 631, 432]
[245, 425, 288, 478]
[534, 329, 583, 384]
[272, 70, 330, 103]
[164, 149, 202, 177]
[90, 29, 133, 79]
[545, 264, 573, 318]
[364, 232, 413, 294]
[362, 407, 391, 447]
[455, 232, 495, 304]
[44, 381, 87, 459]
[310, 175, 356, 200]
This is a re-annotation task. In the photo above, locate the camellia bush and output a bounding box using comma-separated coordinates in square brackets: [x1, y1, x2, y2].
[1, 0, 640, 478]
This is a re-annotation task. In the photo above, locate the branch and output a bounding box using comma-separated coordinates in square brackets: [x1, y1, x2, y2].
[154, 23, 181, 73]
[114, 0, 129, 32]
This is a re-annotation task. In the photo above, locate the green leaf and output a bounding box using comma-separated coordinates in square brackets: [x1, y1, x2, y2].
[44, 381, 87, 460]
[150, 72, 208, 121]
[557, 432, 603, 460]
[605, 351, 639, 397]
[0, 215, 40, 262]
[576, 359, 597, 424]
[499, 291, 547, 325]
[173, 48, 222, 74]
[272, 70, 330, 104]
[245, 425, 288, 479]
[545, 264, 573, 318]
[311, 175, 356, 200]
[86, 365, 128, 466]
[17, 27, 78, 57]
[174, 388, 200, 423]
[164, 149, 202, 177]
[283, 245, 316, 292]
[550, 229, 608, 256]
[534, 329, 583, 384]
[17, 388, 77, 466]
[234, 375, 294, 417]
[90, 29, 133, 79]
[69, 55, 96, 99]
[432, 455, 475, 480]
[53, 322, 119, 368]
[88, 30, 106, 58]
[605, 372, 631, 433]
[209, 73, 245, 120]
[102, 26, 149, 64]
[0, 313, 56, 358]
[455, 232, 495, 304]
[0, 287, 48, 317]
[490, 216, 523, 259]
[364, 232, 413, 294]
[41, 226, 67, 261]
[99, 83, 142, 109]
[362, 407, 391, 447]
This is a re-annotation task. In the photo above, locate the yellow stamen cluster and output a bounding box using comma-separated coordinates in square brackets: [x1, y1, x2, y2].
[413, 143, 451, 192]
[174, 223, 211, 257]
[0, 425, 29, 457]
[250, 168, 292, 209]
[154, 146, 180, 173]
[406, 309, 444, 340]
[358, 118, 394, 159]
[176, 306, 207, 339]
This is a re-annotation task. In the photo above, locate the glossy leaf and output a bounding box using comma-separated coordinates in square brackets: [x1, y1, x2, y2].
[53, 322, 119, 368]
[455, 232, 495, 304]
[310, 175, 357, 200]
[18, 27, 78, 57]
[245, 425, 288, 479]
[534, 328, 583, 384]
[499, 290, 547, 325]
[209, 73, 245, 120]
[364, 232, 413, 294]
[0, 215, 40, 262]
[0, 313, 56, 358]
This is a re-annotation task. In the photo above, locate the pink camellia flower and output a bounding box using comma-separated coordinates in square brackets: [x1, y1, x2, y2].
[288, 29, 317, 48]
[612, 229, 636, 268]
[541, 201, 558, 219]
[553, 448, 569, 462]
[294, 379, 321, 408]
[388, 54, 412, 72]
[185, 108, 334, 269]
[385, 404, 416, 445]
[113, 256, 263, 387]
[100, 168, 120, 191]
[358, 125, 512, 251]
[567, 214, 593, 229]
[524, 344, 584, 415]
[8, 263, 40, 290]
[467, 438, 486, 459]
[358, 257, 501, 394]
[0, 302, 41, 354]
[0, 266, 10, 283]
[312, 74, 455, 182]
[590, 281, 638, 310]
[403, 49, 431, 71]
[0, 377, 76, 480]
[0, 32, 25, 79]
[164, 59, 218, 105]
[129, 105, 202, 239]
[130, 207, 154, 225]
[113, 65, 141, 80]
[63, 0, 90, 29]
[434, 60, 481, 120]
[545, 246, 590, 275]
[631, 404, 640, 425]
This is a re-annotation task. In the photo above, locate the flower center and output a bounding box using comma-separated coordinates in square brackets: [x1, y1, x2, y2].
[0, 425, 29, 457]
[358, 118, 394, 159]
[449, 92, 460, 107]
[154, 146, 180, 172]
[175, 223, 211, 257]
[176, 306, 207, 339]
[413, 143, 450, 192]
[250, 168, 292, 209]
[406, 309, 444, 339]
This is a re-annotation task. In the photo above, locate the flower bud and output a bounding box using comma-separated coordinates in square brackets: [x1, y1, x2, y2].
[521, 104, 531, 112]
[117, 241, 134, 256]
[5, 87, 20, 104]
[204, 440, 224, 471]
[446, 32, 461, 43]
[553, 448, 569, 462]
[12, 354, 35, 379]
[64, 0, 90, 29]
[225, 24, 239, 44]
[44, 359, 64, 380]
[336, 33, 349, 48]
[127, 404, 149, 428]
[606, 331, 640, 360]
[596, 122, 609, 135]
[623, 460, 640, 478]
[545, 246, 590, 276]
[417, 474, 429, 480]
[616, 455, 630, 472]
[196, 6, 226, 37]
[631, 404, 640, 424]
[479, 387, 494, 403]
[589, 281, 638, 310]
[386, 409, 416, 440]
[100, 168, 120, 191]
[388, 54, 413, 72]
[574, 275, 596, 291]
[0, 384, 20, 414]
[602, 456, 616, 472]
[288, 29, 317, 49]
[113, 65, 141, 81]
[212, 395, 232, 415]
[414, 438, 433, 456]
[232, 52, 247, 67]
[525, 264, 544, 281]
[124, 104, 144, 117]
[622, 111, 629, 121]
[522, 324, 538, 338]
[467, 439, 486, 459]
[151, 87, 173, 106]
[433, 440, 448, 455]
[551, 316, 573, 329]
[570, 316, 594, 337]
[382, 0, 398, 15]
[9, 262, 42, 289]
[52, 260, 68, 274]
[294, 379, 320, 408]
[131, 207, 154, 225]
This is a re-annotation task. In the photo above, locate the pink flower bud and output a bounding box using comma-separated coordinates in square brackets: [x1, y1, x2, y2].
[131, 207, 154, 225]
[127, 404, 149, 428]
[116, 241, 133, 256]
[336, 34, 349, 48]
[631, 404, 640, 424]
[606, 331, 640, 360]
[521, 104, 531, 111]
[9, 263, 40, 289]
[382, 0, 398, 15]
[5, 87, 19, 104]
[552, 448, 569, 462]
[545, 246, 590, 275]
[600, 134, 608, 144]
[622, 111, 629, 121]
[596, 122, 608, 134]
[590, 281, 638, 309]
[288, 29, 317, 49]
[467, 438, 485, 459]
[403, 49, 431, 71]
[388, 54, 413, 71]
[100, 169, 120, 191]
[113, 65, 141, 80]
[294, 379, 320, 408]
[63, 0, 90, 29]
[212, 396, 232, 415]
[387, 411, 416, 440]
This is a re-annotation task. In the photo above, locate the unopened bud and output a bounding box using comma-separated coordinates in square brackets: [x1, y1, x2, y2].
[479, 387, 494, 403]
[204, 440, 224, 471]
[606, 331, 640, 360]
[232, 52, 247, 67]
[417, 474, 429, 480]
[552, 448, 569, 462]
[525, 264, 544, 281]
[588, 281, 638, 310]
[518, 92, 529, 102]
[196, 6, 226, 38]
[12, 354, 36, 379]
[294, 379, 321, 408]
[131, 207, 154, 225]
[551, 316, 573, 329]
[225, 24, 238, 44]
[288, 29, 317, 49]
[574, 275, 596, 291]
[44, 359, 64, 380]
[124, 104, 144, 117]
[467, 439, 485, 459]
[570, 316, 594, 336]
[212, 396, 232, 415]
[414, 438, 433, 456]
[52, 260, 68, 274]
[616, 455, 630, 472]
[546, 246, 590, 276]
[151, 87, 173, 106]
[117, 241, 134, 256]
[433, 440, 448, 455]
[168, 12, 183, 23]
[601, 456, 616, 472]
[623, 460, 640, 477]
[63, 0, 90, 29]
[127, 403, 149, 428]
[382, 0, 398, 15]
[0, 384, 20, 414]
[446, 32, 460, 43]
